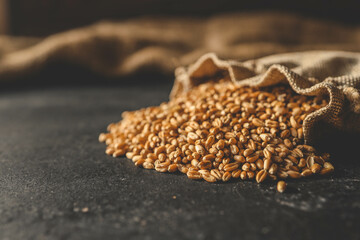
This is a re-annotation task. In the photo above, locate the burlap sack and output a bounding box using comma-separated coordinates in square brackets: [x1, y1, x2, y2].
[171, 51, 360, 144]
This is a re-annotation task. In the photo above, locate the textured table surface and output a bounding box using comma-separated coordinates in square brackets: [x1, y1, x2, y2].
[0, 79, 359, 240]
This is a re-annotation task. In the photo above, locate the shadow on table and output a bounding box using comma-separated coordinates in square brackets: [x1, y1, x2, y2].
[0, 62, 173, 93]
[313, 121, 359, 168]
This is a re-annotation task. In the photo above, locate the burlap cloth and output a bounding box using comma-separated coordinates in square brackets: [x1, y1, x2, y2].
[0, 12, 359, 143]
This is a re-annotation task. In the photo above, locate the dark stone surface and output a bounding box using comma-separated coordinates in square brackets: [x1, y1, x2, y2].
[0, 80, 359, 240]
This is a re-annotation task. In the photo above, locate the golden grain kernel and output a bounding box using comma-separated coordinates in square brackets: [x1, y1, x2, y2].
[188, 132, 199, 140]
[243, 149, 254, 157]
[249, 163, 256, 171]
[290, 116, 298, 128]
[238, 171, 246, 180]
[198, 169, 209, 176]
[256, 170, 268, 183]
[198, 160, 212, 170]
[264, 159, 272, 171]
[145, 158, 155, 163]
[323, 162, 334, 169]
[154, 145, 166, 156]
[143, 162, 155, 169]
[287, 155, 299, 165]
[277, 170, 288, 178]
[158, 153, 166, 162]
[259, 133, 271, 142]
[134, 158, 145, 167]
[242, 163, 250, 171]
[201, 154, 215, 161]
[187, 170, 202, 179]
[292, 148, 304, 158]
[233, 155, 246, 163]
[202, 173, 217, 182]
[247, 139, 256, 151]
[222, 172, 232, 182]
[223, 162, 240, 172]
[105, 148, 115, 155]
[177, 164, 189, 174]
[320, 167, 334, 175]
[191, 152, 201, 160]
[268, 163, 278, 175]
[191, 159, 199, 167]
[265, 119, 278, 128]
[167, 145, 176, 154]
[105, 138, 113, 145]
[314, 156, 325, 165]
[210, 169, 222, 180]
[216, 139, 225, 150]
[230, 144, 239, 155]
[205, 135, 215, 149]
[155, 165, 168, 172]
[301, 169, 312, 177]
[232, 169, 241, 178]
[306, 156, 315, 168]
[311, 163, 321, 173]
[298, 158, 306, 168]
[252, 118, 264, 127]
[284, 139, 293, 149]
[280, 129, 290, 139]
[256, 159, 264, 169]
[246, 155, 259, 163]
[247, 171, 255, 179]
[195, 144, 206, 155]
[277, 181, 287, 193]
[228, 137, 237, 145]
[213, 118, 223, 128]
[98, 133, 109, 142]
[287, 170, 301, 178]
[168, 164, 178, 172]
[132, 155, 143, 162]
[263, 148, 272, 160]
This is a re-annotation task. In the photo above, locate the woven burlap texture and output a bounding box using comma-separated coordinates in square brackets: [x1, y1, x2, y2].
[171, 51, 360, 144]
[3, 12, 360, 80]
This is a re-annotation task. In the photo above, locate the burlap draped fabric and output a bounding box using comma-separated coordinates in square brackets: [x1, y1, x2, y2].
[3, 12, 360, 80]
[171, 51, 360, 144]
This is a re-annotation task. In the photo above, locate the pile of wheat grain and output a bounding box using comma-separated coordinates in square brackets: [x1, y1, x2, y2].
[99, 81, 334, 192]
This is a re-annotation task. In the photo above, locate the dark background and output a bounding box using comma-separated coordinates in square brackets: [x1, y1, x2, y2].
[6, 0, 360, 36]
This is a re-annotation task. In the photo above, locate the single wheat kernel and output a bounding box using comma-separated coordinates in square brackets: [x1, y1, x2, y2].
[187, 170, 202, 180]
[202, 173, 217, 183]
[320, 167, 334, 175]
[311, 163, 322, 173]
[222, 172, 232, 182]
[224, 162, 239, 172]
[323, 162, 334, 170]
[256, 170, 268, 183]
[300, 169, 312, 177]
[232, 169, 241, 178]
[143, 162, 155, 169]
[277, 181, 287, 193]
[210, 169, 222, 180]
[105, 148, 115, 155]
[287, 170, 301, 179]
[247, 171, 255, 179]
